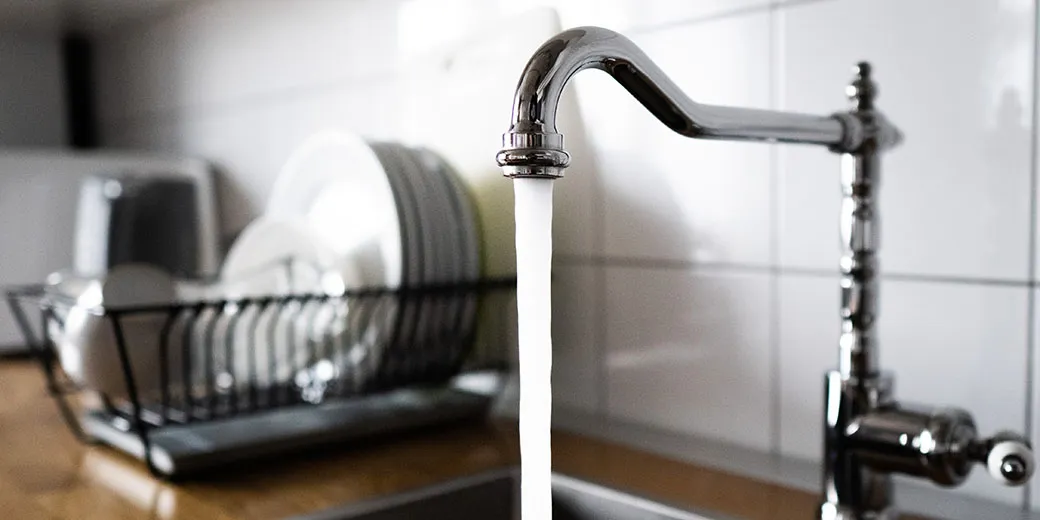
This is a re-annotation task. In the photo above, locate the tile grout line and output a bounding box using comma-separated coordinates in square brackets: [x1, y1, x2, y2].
[767, 1, 785, 458]
[881, 272, 1031, 288]
[592, 124, 610, 418]
[774, 0, 836, 10]
[555, 255, 1037, 286]
[1023, 0, 1040, 510]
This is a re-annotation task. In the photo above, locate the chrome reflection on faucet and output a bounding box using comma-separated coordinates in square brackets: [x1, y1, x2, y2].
[496, 26, 1034, 520]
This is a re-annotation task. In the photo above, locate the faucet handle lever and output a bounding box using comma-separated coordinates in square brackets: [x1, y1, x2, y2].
[970, 431, 1034, 486]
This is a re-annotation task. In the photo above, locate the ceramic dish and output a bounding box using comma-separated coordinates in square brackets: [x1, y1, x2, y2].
[56, 264, 177, 399]
[417, 148, 481, 365]
[406, 144, 453, 368]
[219, 217, 366, 389]
[220, 217, 339, 297]
[364, 143, 424, 382]
[400, 146, 455, 370]
[268, 131, 402, 289]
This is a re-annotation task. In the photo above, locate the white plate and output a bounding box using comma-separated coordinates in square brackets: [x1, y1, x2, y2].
[221, 217, 339, 297]
[268, 131, 402, 289]
[292, 141, 421, 389]
[219, 218, 352, 389]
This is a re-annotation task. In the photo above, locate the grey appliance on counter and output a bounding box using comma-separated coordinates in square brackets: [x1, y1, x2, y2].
[75, 172, 202, 277]
[0, 151, 220, 353]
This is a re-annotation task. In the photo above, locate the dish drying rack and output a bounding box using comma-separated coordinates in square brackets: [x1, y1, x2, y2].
[5, 278, 516, 478]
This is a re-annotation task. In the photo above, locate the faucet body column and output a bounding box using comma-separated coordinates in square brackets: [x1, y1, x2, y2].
[820, 63, 895, 519]
[820, 65, 1034, 520]
[837, 64, 882, 383]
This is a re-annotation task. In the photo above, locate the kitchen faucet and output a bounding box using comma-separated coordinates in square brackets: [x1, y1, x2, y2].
[496, 26, 1035, 519]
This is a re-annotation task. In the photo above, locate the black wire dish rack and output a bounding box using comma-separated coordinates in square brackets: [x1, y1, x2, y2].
[5, 277, 516, 478]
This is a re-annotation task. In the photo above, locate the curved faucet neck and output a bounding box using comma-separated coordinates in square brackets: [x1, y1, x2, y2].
[496, 26, 902, 178]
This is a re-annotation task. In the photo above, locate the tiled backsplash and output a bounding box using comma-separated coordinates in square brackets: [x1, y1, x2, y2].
[92, 0, 1039, 509]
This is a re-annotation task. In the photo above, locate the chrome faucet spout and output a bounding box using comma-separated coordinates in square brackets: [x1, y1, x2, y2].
[495, 26, 901, 178]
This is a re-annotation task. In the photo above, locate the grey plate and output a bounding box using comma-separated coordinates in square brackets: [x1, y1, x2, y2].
[421, 150, 480, 357]
[368, 143, 425, 381]
[402, 147, 455, 284]
[369, 143, 423, 287]
[411, 148, 445, 373]
[433, 152, 480, 284]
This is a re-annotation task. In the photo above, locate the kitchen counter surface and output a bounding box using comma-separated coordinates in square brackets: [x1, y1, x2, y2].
[0, 358, 902, 520]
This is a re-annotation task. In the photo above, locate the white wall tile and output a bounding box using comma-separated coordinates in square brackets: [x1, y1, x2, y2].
[552, 263, 602, 412]
[396, 0, 771, 37]
[779, 0, 1035, 280]
[505, 0, 770, 31]
[95, 0, 405, 123]
[397, 6, 599, 269]
[103, 78, 403, 237]
[586, 12, 774, 265]
[779, 274, 1028, 506]
[605, 266, 773, 451]
[776, 274, 834, 460]
[101, 3, 600, 267]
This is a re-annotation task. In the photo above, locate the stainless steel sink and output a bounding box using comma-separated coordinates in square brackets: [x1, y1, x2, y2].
[291, 469, 728, 520]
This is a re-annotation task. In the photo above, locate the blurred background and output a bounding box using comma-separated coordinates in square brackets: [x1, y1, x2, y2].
[0, 0, 1038, 517]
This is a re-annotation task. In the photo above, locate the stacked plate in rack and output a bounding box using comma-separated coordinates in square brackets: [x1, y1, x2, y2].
[365, 143, 481, 381]
[221, 131, 481, 392]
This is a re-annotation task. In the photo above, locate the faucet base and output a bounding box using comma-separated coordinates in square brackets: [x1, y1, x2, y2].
[822, 371, 895, 516]
[821, 367, 1035, 517]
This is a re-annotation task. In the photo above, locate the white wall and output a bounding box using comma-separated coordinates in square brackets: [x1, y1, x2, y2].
[0, 32, 66, 147]
[92, 0, 1040, 509]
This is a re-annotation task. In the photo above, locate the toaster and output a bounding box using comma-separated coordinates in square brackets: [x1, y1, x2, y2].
[74, 172, 205, 277]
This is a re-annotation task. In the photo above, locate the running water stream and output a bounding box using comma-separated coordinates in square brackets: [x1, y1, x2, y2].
[513, 178, 555, 520]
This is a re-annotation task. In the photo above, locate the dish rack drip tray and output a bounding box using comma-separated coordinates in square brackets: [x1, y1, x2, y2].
[85, 372, 501, 476]
[5, 278, 516, 478]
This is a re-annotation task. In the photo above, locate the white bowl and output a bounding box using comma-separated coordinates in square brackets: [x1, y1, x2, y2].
[55, 264, 177, 400]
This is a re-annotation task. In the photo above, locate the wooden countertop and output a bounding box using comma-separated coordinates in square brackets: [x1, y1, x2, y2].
[0, 359, 880, 520]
